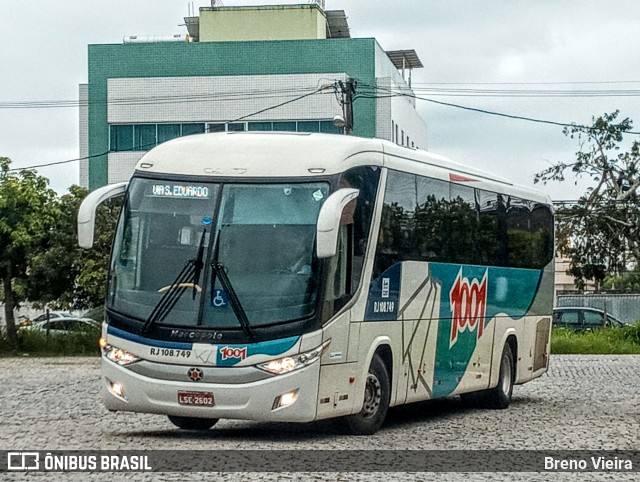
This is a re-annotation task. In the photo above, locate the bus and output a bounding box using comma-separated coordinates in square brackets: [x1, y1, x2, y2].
[78, 132, 554, 435]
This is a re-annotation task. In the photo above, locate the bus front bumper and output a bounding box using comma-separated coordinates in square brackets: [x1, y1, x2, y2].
[101, 358, 320, 423]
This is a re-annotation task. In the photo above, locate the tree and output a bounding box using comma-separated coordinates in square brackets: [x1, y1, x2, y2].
[0, 157, 57, 351]
[73, 194, 121, 309]
[602, 267, 640, 292]
[27, 185, 121, 310]
[535, 111, 640, 289]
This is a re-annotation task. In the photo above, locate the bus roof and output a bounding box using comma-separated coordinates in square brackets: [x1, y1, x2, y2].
[136, 132, 551, 205]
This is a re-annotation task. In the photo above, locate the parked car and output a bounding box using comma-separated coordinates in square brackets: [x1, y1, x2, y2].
[553, 307, 625, 331]
[31, 311, 74, 323]
[21, 317, 101, 335]
[18, 311, 74, 328]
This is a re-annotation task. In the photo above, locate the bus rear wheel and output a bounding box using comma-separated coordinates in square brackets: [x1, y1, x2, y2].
[168, 415, 219, 430]
[460, 343, 514, 409]
[343, 354, 390, 435]
[484, 343, 515, 409]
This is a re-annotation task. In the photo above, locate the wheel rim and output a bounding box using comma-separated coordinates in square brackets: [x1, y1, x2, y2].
[501, 353, 512, 395]
[362, 373, 382, 418]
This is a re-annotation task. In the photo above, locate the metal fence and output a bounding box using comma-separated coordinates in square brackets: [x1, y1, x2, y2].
[557, 294, 640, 324]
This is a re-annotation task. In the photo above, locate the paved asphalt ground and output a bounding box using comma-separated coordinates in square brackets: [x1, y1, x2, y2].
[0, 355, 638, 481]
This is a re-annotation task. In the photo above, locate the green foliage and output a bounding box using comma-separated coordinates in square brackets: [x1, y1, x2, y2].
[26, 185, 121, 310]
[551, 323, 640, 354]
[535, 111, 640, 289]
[602, 268, 640, 292]
[83, 306, 105, 323]
[0, 155, 121, 353]
[0, 157, 58, 351]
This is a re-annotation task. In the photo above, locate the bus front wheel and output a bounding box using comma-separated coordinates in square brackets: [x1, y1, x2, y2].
[168, 415, 219, 430]
[344, 354, 390, 435]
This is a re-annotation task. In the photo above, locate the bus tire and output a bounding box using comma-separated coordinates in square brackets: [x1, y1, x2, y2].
[168, 415, 219, 430]
[484, 343, 514, 409]
[344, 354, 390, 435]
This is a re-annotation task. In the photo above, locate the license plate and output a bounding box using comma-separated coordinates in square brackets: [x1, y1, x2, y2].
[178, 391, 214, 406]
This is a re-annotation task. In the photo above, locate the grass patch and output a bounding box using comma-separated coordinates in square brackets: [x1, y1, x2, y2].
[552, 322, 640, 354]
[0, 329, 100, 357]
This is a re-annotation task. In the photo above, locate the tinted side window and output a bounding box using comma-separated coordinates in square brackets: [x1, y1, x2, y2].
[374, 170, 417, 277]
[476, 190, 501, 266]
[340, 166, 381, 291]
[530, 204, 554, 268]
[416, 177, 449, 261]
[374, 170, 553, 272]
[449, 184, 476, 265]
[506, 197, 533, 268]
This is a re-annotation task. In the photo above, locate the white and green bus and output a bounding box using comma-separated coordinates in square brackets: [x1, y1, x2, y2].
[79, 133, 554, 435]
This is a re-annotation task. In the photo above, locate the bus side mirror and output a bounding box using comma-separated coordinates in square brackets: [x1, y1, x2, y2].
[77, 182, 128, 249]
[316, 188, 359, 259]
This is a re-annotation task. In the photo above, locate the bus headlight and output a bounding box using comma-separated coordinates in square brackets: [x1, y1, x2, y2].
[257, 340, 330, 375]
[103, 344, 141, 366]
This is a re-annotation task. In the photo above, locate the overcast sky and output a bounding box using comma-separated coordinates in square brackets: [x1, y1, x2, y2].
[2, 0, 640, 200]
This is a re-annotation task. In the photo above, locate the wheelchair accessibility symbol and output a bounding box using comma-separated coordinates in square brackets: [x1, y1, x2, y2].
[211, 289, 229, 308]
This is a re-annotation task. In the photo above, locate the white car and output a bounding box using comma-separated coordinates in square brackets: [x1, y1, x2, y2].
[31, 311, 74, 323]
[23, 317, 101, 335]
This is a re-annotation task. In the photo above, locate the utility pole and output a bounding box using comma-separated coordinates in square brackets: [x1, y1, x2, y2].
[336, 78, 357, 135]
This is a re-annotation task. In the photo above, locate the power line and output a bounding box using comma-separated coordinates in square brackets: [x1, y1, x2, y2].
[411, 80, 640, 86]
[7, 82, 640, 110]
[357, 83, 640, 135]
[0, 86, 333, 110]
[409, 87, 640, 98]
[6, 86, 330, 173]
[229, 85, 330, 122]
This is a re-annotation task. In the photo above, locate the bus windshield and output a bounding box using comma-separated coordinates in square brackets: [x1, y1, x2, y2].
[108, 177, 329, 330]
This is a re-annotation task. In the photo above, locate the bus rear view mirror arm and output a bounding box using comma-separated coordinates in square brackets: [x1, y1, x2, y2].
[77, 182, 128, 249]
[316, 188, 359, 259]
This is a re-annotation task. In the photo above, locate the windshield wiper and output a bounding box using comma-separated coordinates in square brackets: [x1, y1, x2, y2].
[139, 229, 207, 336]
[192, 229, 207, 300]
[211, 262, 254, 339]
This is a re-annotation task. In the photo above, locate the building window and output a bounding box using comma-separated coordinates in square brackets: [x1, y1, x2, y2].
[248, 122, 272, 131]
[157, 124, 181, 144]
[110, 125, 134, 151]
[272, 121, 297, 132]
[227, 123, 246, 132]
[297, 121, 320, 133]
[181, 123, 205, 136]
[208, 123, 226, 133]
[109, 120, 340, 152]
[319, 121, 341, 134]
[133, 124, 156, 151]
[392, 120, 395, 143]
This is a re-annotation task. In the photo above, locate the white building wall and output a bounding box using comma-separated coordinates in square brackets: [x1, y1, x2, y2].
[105, 73, 347, 183]
[107, 73, 346, 124]
[108, 152, 146, 184]
[373, 43, 428, 149]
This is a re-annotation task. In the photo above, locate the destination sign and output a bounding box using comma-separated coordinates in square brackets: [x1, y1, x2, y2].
[151, 184, 210, 199]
